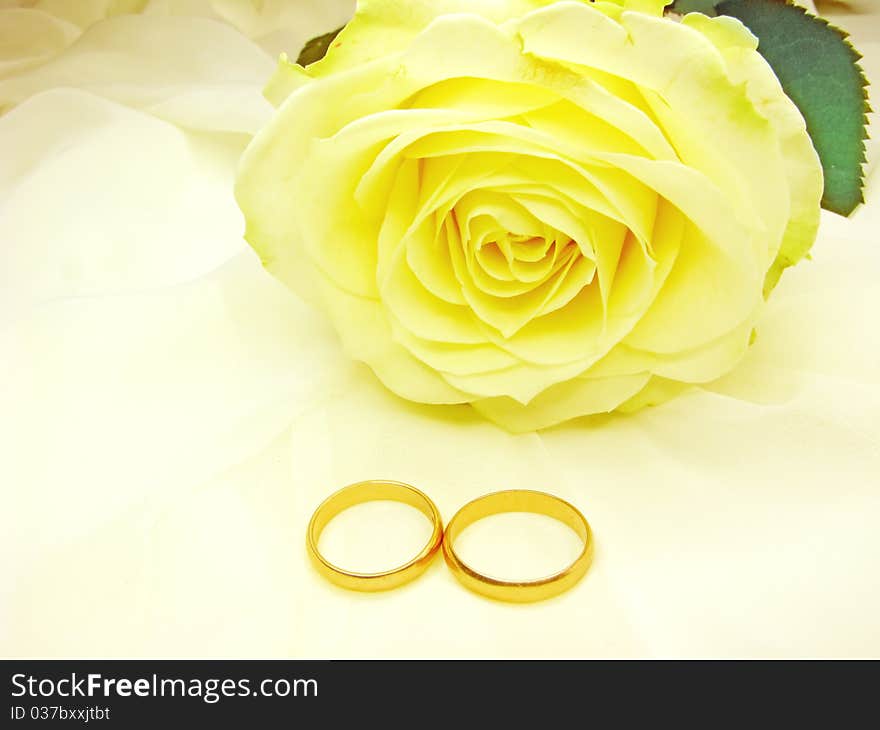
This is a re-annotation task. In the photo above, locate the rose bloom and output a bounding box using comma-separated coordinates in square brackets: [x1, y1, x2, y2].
[236, 0, 822, 431]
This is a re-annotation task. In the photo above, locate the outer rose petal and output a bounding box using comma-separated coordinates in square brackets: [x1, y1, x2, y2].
[473, 371, 652, 432]
[516, 3, 792, 273]
[305, 0, 562, 77]
[682, 13, 822, 291]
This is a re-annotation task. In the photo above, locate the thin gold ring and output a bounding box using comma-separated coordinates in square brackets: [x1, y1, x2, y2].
[442, 490, 593, 603]
[306, 480, 443, 592]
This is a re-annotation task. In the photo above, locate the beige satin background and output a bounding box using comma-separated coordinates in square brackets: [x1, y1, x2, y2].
[1, 0, 878, 657]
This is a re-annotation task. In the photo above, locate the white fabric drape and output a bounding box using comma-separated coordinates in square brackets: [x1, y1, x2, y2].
[1, 0, 877, 657]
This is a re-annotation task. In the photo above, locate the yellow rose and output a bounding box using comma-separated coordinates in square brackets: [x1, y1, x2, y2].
[236, 0, 823, 431]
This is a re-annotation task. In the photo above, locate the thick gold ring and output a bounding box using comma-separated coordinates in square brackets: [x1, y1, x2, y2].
[442, 490, 593, 603]
[306, 480, 443, 592]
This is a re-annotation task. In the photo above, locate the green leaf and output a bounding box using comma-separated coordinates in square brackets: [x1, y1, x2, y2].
[713, 0, 870, 216]
[296, 27, 344, 67]
[668, 0, 719, 15]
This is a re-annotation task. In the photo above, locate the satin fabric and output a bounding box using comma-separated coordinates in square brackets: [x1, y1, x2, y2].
[1, 0, 877, 657]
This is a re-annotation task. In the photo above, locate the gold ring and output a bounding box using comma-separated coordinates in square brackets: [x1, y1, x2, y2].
[442, 490, 593, 603]
[306, 480, 443, 592]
